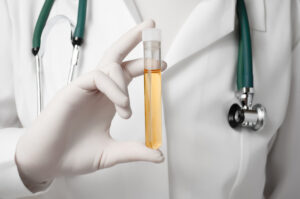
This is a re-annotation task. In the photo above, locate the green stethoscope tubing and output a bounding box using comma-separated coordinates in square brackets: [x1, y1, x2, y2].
[73, 0, 87, 44]
[32, 0, 87, 55]
[31, 0, 253, 113]
[236, 0, 253, 90]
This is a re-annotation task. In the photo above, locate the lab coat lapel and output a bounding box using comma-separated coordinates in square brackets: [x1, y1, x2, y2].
[244, 0, 266, 32]
[165, 0, 266, 68]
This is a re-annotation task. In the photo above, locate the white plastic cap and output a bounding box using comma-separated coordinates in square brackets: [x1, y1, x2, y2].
[142, 28, 161, 42]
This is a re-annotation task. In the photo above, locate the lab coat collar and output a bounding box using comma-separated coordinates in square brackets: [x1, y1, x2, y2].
[124, 0, 266, 68]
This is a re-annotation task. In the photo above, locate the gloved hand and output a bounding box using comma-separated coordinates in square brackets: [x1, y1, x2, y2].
[15, 20, 166, 192]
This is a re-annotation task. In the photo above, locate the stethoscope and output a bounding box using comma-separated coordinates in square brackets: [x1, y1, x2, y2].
[31, 0, 87, 114]
[227, 0, 266, 131]
[31, 0, 266, 131]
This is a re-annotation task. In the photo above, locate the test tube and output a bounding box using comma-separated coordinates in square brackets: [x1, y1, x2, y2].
[142, 28, 162, 149]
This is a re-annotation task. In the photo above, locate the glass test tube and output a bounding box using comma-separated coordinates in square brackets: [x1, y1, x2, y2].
[142, 29, 162, 149]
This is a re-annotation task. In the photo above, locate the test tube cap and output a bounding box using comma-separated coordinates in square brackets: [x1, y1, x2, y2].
[142, 28, 161, 42]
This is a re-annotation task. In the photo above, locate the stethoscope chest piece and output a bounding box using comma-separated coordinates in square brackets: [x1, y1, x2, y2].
[228, 89, 266, 131]
[228, 103, 266, 131]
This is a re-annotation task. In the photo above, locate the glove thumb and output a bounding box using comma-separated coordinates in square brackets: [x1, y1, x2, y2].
[98, 141, 164, 169]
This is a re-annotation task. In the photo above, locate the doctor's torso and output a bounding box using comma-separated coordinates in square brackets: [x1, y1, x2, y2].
[4, 0, 298, 199]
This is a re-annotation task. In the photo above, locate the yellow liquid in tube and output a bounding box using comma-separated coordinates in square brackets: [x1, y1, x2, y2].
[144, 69, 162, 149]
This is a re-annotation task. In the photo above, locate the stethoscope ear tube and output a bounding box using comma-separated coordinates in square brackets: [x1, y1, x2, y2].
[72, 0, 87, 46]
[70, 0, 87, 83]
[32, 0, 55, 55]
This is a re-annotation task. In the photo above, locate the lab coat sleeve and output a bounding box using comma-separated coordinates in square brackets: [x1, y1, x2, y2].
[264, 1, 300, 198]
[0, 1, 49, 198]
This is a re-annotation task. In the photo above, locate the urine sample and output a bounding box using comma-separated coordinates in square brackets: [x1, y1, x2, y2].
[142, 28, 162, 149]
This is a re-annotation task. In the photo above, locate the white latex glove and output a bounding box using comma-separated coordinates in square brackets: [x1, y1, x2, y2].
[15, 20, 166, 192]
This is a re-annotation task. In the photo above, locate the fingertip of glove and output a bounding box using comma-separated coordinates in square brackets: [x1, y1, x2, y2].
[117, 107, 132, 119]
[153, 153, 165, 163]
[146, 148, 165, 163]
[141, 19, 156, 29]
[122, 111, 132, 119]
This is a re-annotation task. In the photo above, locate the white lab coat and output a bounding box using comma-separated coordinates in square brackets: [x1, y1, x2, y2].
[0, 0, 299, 199]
